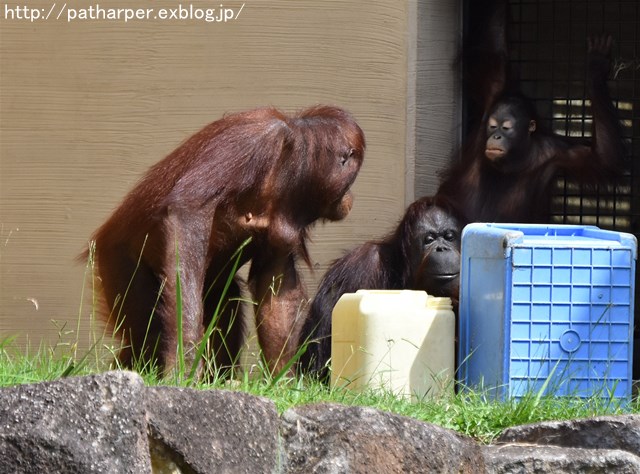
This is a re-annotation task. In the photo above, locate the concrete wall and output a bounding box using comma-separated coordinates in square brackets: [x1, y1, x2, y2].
[0, 0, 460, 350]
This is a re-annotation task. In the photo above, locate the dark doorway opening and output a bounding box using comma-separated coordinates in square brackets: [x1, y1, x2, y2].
[464, 0, 640, 376]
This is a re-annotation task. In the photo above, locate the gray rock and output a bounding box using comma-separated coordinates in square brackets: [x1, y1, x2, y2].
[483, 444, 640, 474]
[4, 371, 640, 473]
[0, 370, 150, 474]
[146, 385, 280, 474]
[497, 415, 640, 454]
[280, 402, 484, 473]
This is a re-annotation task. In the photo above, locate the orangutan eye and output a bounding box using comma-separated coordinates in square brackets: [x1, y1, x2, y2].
[340, 149, 355, 166]
[444, 231, 456, 241]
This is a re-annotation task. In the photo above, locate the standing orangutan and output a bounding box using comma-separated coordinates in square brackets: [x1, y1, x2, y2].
[88, 105, 365, 376]
[437, 22, 624, 223]
[297, 196, 463, 380]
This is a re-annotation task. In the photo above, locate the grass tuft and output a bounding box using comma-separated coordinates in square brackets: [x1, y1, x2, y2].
[0, 328, 635, 444]
[0, 240, 636, 443]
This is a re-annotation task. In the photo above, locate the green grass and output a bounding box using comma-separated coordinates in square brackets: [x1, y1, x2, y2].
[0, 329, 635, 444]
[0, 238, 635, 445]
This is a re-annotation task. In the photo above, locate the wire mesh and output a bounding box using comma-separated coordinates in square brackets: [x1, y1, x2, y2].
[506, 0, 640, 233]
[499, 0, 640, 377]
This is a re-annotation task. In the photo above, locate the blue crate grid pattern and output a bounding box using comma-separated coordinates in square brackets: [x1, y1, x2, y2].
[509, 245, 634, 399]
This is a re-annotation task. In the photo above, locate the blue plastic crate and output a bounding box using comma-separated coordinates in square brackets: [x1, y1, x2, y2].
[458, 223, 637, 401]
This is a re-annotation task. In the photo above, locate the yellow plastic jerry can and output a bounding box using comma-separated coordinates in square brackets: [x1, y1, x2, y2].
[331, 290, 455, 400]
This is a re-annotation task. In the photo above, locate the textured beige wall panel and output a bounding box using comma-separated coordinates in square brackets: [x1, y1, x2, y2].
[0, 0, 413, 349]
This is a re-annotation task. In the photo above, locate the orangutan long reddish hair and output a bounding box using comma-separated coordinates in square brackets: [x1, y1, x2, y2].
[88, 105, 365, 376]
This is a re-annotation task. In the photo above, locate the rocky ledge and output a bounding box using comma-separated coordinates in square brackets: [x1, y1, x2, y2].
[1, 371, 639, 473]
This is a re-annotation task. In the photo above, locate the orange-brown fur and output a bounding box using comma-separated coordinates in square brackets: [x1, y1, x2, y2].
[88, 105, 365, 376]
